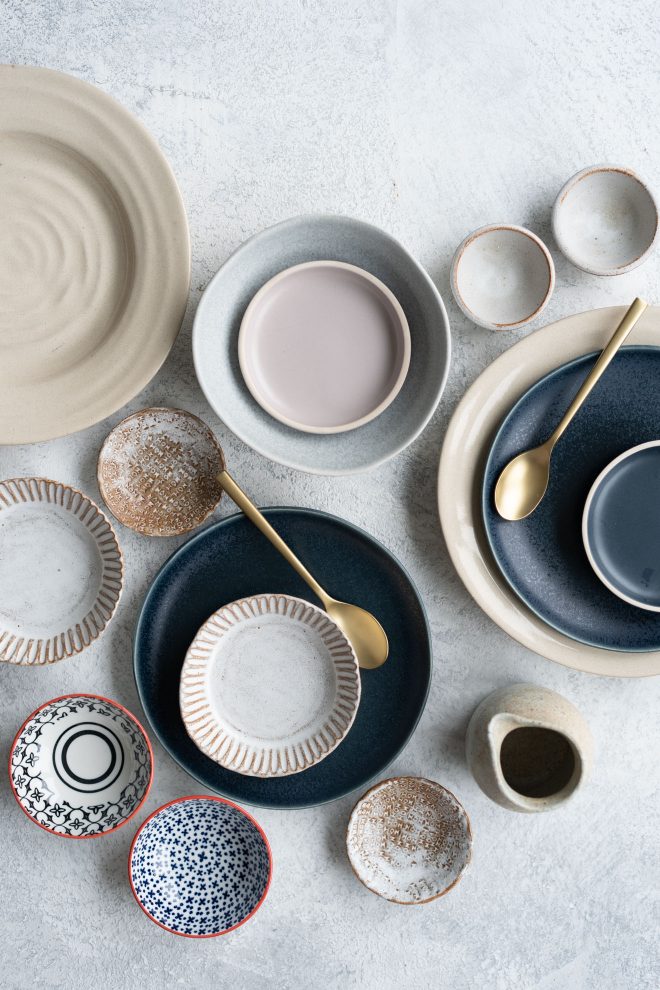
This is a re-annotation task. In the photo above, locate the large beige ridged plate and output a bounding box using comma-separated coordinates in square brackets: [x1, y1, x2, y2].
[0, 65, 190, 444]
[438, 305, 660, 677]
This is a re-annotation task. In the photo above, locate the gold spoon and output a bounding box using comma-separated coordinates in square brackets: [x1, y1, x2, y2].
[217, 470, 389, 669]
[495, 297, 648, 521]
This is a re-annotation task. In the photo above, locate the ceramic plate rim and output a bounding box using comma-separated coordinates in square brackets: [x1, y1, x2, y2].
[238, 260, 411, 434]
[437, 304, 660, 677]
[127, 794, 273, 938]
[582, 439, 660, 611]
[450, 223, 555, 330]
[133, 506, 432, 809]
[0, 476, 124, 665]
[179, 592, 361, 777]
[96, 406, 226, 537]
[192, 213, 451, 475]
[0, 64, 191, 444]
[346, 775, 473, 905]
[8, 692, 154, 839]
[479, 348, 660, 651]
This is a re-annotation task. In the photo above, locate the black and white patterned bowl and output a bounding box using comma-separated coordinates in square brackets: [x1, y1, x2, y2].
[9, 694, 153, 838]
[129, 796, 272, 937]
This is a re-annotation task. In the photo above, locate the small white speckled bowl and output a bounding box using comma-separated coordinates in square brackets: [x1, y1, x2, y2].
[346, 776, 472, 904]
[451, 224, 555, 331]
[552, 165, 659, 276]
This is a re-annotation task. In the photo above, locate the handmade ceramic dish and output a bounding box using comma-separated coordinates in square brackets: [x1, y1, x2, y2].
[134, 507, 431, 808]
[346, 777, 471, 904]
[238, 261, 410, 434]
[129, 796, 271, 937]
[553, 165, 658, 275]
[9, 694, 152, 838]
[451, 224, 555, 330]
[482, 346, 660, 652]
[193, 214, 450, 474]
[180, 594, 360, 776]
[583, 441, 660, 611]
[97, 407, 225, 537]
[0, 65, 189, 444]
[0, 478, 123, 665]
[437, 304, 660, 676]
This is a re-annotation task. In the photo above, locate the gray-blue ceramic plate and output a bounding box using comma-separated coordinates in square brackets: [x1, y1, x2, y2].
[583, 441, 660, 611]
[133, 507, 431, 809]
[193, 215, 450, 474]
[483, 346, 660, 652]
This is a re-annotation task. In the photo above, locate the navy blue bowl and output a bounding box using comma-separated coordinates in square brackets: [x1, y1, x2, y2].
[133, 507, 431, 808]
[483, 346, 660, 652]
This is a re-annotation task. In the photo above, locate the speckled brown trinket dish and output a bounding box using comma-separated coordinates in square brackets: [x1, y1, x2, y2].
[346, 776, 472, 904]
[97, 407, 225, 537]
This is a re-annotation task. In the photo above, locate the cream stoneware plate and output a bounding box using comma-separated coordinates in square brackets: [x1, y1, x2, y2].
[553, 165, 658, 276]
[97, 407, 225, 537]
[346, 776, 472, 904]
[437, 304, 660, 677]
[239, 261, 411, 434]
[0, 478, 123, 664]
[451, 224, 555, 331]
[0, 65, 190, 444]
[9, 694, 153, 838]
[180, 594, 361, 777]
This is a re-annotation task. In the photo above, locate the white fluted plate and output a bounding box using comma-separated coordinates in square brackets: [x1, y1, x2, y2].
[0, 478, 123, 664]
[180, 594, 361, 777]
[0, 65, 190, 444]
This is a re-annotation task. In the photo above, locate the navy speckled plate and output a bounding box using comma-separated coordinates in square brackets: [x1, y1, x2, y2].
[134, 508, 431, 808]
[483, 346, 660, 652]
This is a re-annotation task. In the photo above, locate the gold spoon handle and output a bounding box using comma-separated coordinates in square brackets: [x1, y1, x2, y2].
[217, 470, 329, 605]
[549, 298, 648, 447]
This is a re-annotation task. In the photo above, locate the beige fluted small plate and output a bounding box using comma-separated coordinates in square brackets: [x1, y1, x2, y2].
[437, 304, 660, 677]
[346, 777, 472, 904]
[97, 408, 225, 537]
[0, 478, 123, 665]
[0, 65, 190, 444]
[180, 594, 361, 777]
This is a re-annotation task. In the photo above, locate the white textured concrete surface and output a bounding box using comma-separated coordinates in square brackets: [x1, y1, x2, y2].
[2, 2, 659, 988]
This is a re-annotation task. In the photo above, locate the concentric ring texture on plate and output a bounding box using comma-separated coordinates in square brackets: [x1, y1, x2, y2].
[483, 347, 660, 652]
[193, 214, 450, 474]
[0, 65, 190, 444]
[437, 304, 660, 676]
[134, 508, 431, 808]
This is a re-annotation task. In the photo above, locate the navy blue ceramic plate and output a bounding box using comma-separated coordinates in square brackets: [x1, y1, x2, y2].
[583, 441, 660, 612]
[483, 346, 660, 652]
[134, 508, 431, 808]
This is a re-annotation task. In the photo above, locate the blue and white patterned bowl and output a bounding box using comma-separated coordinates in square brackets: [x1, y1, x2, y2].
[129, 796, 272, 937]
[9, 694, 153, 838]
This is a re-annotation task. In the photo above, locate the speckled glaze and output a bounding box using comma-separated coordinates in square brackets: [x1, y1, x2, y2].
[346, 776, 472, 903]
[583, 441, 660, 611]
[129, 796, 271, 937]
[439, 304, 660, 677]
[97, 407, 224, 537]
[466, 684, 593, 813]
[0, 65, 190, 445]
[180, 594, 360, 777]
[9, 694, 153, 837]
[193, 214, 450, 474]
[238, 261, 411, 434]
[0, 478, 123, 664]
[134, 507, 431, 809]
[483, 345, 660, 652]
[451, 224, 555, 331]
[552, 165, 658, 276]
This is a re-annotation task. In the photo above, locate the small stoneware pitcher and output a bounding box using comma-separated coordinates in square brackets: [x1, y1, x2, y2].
[465, 684, 593, 813]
